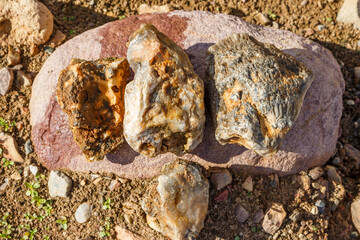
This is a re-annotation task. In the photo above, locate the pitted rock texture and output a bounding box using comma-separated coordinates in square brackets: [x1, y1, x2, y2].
[56, 58, 129, 161]
[206, 33, 314, 156]
[141, 160, 209, 240]
[30, 11, 344, 179]
[124, 24, 205, 157]
[0, 0, 53, 46]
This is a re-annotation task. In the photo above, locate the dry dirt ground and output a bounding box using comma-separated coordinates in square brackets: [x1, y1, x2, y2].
[0, 0, 360, 239]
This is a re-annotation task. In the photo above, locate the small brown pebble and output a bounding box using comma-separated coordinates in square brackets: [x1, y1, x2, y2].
[16, 122, 24, 131]
[30, 44, 39, 56]
[80, 179, 86, 186]
[7, 46, 21, 66]
[93, 177, 102, 185]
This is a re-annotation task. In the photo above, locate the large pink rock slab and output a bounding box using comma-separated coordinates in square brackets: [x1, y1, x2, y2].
[29, 11, 344, 179]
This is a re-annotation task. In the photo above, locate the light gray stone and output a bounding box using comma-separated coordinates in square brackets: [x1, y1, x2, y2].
[48, 170, 72, 198]
[75, 203, 92, 223]
[29, 164, 38, 176]
[25, 140, 34, 155]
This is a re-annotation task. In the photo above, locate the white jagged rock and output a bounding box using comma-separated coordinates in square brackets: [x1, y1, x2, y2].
[141, 160, 209, 240]
[124, 24, 205, 157]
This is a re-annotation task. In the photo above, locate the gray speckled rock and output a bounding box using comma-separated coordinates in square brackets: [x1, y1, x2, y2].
[206, 33, 313, 156]
[141, 160, 209, 240]
[30, 11, 344, 178]
[124, 24, 205, 157]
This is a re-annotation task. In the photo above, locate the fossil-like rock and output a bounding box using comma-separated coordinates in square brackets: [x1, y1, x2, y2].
[56, 57, 129, 161]
[142, 160, 209, 240]
[206, 33, 314, 156]
[124, 24, 205, 157]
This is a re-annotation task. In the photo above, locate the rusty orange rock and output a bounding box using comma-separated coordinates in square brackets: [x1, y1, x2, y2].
[56, 57, 129, 161]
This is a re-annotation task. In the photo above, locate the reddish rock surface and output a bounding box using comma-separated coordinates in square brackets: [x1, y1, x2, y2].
[30, 11, 344, 179]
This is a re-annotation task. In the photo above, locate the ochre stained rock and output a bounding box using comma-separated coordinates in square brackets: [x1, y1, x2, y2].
[141, 160, 209, 240]
[56, 57, 129, 161]
[124, 24, 205, 157]
[206, 33, 314, 156]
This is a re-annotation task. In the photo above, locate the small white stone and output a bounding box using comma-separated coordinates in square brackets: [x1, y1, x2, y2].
[75, 203, 92, 223]
[29, 164, 38, 176]
[0, 178, 9, 191]
[48, 171, 72, 198]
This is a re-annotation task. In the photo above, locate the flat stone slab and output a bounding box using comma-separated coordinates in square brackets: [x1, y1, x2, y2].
[30, 11, 344, 179]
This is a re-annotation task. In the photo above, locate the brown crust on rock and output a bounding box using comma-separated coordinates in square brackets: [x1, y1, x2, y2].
[56, 57, 129, 161]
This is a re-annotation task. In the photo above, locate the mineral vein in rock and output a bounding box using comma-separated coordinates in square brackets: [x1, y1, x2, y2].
[56, 58, 129, 161]
[124, 24, 205, 157]
[206, 33, 314, 156]
[142, 160, 209, 240]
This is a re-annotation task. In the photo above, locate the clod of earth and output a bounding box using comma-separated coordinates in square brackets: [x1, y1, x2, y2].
[0, 0, 53, 46]
[206, 33, 314, 156]
[56, 57, 129, 161]
[124, 24, 205, 157]
[141, 160, 209, 240]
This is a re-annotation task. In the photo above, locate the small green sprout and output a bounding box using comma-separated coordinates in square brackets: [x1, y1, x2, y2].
[43, 235, 50, 240]
[0, 213, 13, 239]
[2, 158, 14, 168]
[234, 236, 240, 240]
[326, 18, 332, 22]
[56, 217, 68, 230]
[22, 226, 37, 240]
[267, 10, 277, 20]
[99, 217, 111, 238]
[0, 118, 15, 132]
[118, 15, 126, 20]
[102, 198, 113, 210]
[68, 30, 76, 35]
